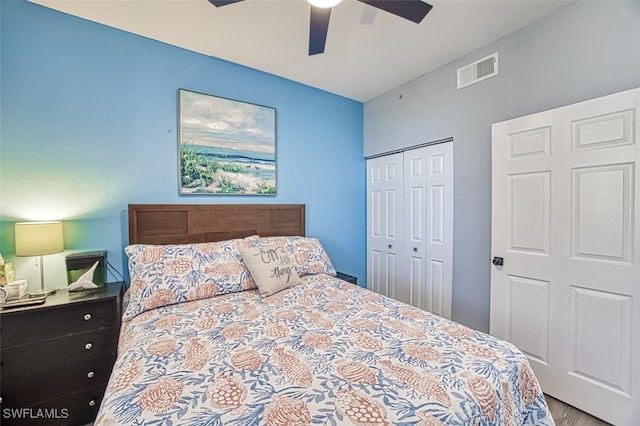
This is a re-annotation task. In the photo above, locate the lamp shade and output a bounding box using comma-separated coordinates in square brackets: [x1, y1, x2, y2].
[15, 221, 64, 256]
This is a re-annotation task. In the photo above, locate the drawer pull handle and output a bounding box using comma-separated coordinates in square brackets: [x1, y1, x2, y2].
[85, 343, 93, 350]
[88, 400, 96, 407]
[84, 314, 92, 321]
[87, 371, 95, 379]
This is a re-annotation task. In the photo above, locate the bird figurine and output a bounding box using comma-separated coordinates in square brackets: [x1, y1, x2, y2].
[68, 261, 100, 291]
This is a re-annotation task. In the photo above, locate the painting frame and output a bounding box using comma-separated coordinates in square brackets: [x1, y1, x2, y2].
[178, 88, 277, 195]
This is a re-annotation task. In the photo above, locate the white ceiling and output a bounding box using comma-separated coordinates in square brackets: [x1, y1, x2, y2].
[29, 0, 574, 102]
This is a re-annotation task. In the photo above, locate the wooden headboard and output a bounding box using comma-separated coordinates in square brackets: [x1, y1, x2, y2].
[128, 204, 305, 245]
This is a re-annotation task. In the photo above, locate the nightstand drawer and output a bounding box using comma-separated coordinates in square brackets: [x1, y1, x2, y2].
[1, 355, 115, 406]
[1, 327, 116, 379]
[1, 298, 116, 347]
[1, 383, 107, 425]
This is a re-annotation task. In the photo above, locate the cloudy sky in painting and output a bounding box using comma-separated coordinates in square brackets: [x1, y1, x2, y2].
[179, 89, 275, 151]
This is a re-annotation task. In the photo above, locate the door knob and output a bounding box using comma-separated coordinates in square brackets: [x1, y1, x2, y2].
[492, 257, 504, 266]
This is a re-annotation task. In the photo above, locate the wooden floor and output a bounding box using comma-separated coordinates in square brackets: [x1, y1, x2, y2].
[545, 395, 611, 426]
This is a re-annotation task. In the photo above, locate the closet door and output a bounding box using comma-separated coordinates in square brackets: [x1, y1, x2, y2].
[425, 142, 454, 318]
[399, 148, 427, 307]
[367, 143, 454, 319]
[367, 152, 403, 299]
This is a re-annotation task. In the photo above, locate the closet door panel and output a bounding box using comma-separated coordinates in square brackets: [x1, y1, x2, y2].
[426, 143, 454, 318]
[402, 148, 428, 308]
[367, 153, 403, 298]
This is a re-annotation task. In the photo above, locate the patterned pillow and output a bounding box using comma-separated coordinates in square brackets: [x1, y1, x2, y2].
[239, 241, 301, 297]
[243, 236, 336, 277]
[289, 236, 336, 276]
[123, 239, 256, 321]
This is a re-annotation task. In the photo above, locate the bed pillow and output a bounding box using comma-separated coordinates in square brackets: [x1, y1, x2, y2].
[239, 241, 301, 297]
[287, 236, 337, 276]
[246, 236, 336, 277]
[123, 239, 256, 320]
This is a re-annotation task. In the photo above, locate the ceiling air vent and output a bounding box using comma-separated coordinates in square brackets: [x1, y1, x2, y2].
[457, 52, 499, 89]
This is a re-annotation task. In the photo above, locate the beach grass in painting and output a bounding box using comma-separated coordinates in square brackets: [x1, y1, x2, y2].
[178, 89, 276, 195]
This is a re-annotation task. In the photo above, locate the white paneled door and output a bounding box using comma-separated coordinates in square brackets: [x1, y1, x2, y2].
[367, 142, 453, 318]
[424, 142, 453, 318]
[367, 152, 403, 300]
[491, 88, 640, 425]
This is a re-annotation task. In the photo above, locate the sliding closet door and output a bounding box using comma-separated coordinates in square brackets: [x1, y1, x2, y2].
[491, 87, 639, 425]
[367, 153, 403, 299]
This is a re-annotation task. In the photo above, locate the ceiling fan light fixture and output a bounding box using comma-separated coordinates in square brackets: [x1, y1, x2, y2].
[308, 0, 342, 8]
[208, 0, 433, 56]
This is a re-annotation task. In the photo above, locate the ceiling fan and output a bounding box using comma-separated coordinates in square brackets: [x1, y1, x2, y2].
[208, 0, 433, 55]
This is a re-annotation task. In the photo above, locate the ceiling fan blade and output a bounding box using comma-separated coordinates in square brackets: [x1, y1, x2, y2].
[208, 0, 245, 7]
[357, 0, 432, 24]
[309, 6, 332, 55]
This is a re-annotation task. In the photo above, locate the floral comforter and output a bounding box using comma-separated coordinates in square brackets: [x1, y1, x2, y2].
[96, 274, 555, 425]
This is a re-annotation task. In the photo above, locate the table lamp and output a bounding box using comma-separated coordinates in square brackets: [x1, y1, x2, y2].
[14, 221, 64, 297]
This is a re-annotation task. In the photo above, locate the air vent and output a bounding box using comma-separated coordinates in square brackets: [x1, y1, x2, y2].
[457, 52, 499, 89]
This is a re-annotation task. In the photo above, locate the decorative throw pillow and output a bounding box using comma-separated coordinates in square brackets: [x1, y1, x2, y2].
[123, 239, 256, 321]
[244, 236, 336, 277]
[239, 241, 301, 297]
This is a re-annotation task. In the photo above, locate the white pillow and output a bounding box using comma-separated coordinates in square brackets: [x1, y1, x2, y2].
[239, 241, 301, 297]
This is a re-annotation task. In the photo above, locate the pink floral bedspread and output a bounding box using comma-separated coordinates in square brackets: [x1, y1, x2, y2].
[96, 274, 555, 425]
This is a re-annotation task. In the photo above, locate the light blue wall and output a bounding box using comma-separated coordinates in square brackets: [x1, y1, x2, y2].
[364, 1, 640, 332]
[0, 1, 365, 290]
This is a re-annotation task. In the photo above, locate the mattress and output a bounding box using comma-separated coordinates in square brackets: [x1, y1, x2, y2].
[95, 273, 554, 425]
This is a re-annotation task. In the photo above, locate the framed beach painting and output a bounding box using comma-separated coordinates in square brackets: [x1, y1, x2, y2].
[178, 89, 276, 195]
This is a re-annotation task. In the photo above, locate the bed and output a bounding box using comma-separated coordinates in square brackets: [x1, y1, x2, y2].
[95, 204, 554, 425]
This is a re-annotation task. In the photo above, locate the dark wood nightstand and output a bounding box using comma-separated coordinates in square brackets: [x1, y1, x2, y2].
[336, 272, 357, 285]
[0, 282, 123, 425]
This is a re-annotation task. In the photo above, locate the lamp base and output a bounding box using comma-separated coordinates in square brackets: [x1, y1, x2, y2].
[33, 254, 58, 298]
[29, 289, 57, 298]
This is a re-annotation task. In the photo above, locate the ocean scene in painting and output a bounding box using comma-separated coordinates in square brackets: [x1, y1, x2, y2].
[179, 90, 276, 194]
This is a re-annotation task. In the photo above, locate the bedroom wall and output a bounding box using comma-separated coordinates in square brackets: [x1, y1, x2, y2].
[364, 1, 640, 332]
[0, 1, 365, 291]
